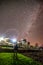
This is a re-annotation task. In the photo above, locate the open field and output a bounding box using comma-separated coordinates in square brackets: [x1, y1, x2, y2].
[0, 47, 43, 64]
[0, 53, 42, 65]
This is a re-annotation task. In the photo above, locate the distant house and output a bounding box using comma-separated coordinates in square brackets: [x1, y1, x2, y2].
[39, 46, 43, 50]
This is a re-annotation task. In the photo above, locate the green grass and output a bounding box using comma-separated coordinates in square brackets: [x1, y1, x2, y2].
[0, 53, 42, 65]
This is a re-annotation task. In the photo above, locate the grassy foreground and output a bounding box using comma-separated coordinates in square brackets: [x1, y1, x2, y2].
[0, 53, 42, 65]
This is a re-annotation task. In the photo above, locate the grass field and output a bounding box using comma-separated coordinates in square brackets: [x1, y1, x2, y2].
[0, 53, 42, 65]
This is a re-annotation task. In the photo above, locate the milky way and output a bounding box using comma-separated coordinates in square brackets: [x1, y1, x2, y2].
[0, 0, 43, 45]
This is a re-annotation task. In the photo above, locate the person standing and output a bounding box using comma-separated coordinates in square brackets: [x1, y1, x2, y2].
[13, 42, 18, 60]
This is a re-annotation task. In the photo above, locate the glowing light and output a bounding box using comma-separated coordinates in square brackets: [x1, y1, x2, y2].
[0, 37, 4, 41]
[11, 38, 17, 43]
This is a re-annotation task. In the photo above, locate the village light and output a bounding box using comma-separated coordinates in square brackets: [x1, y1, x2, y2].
[11, 38, 17, 43]
[0, 37, 4, 41]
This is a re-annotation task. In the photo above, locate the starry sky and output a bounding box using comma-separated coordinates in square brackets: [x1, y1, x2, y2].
[0, 0, 43, 45]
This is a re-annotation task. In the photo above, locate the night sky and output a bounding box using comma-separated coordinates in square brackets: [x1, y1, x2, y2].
[0, 0, 43, 45]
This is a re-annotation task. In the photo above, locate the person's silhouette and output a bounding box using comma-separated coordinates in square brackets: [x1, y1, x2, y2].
[14, 43, 18, 60]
